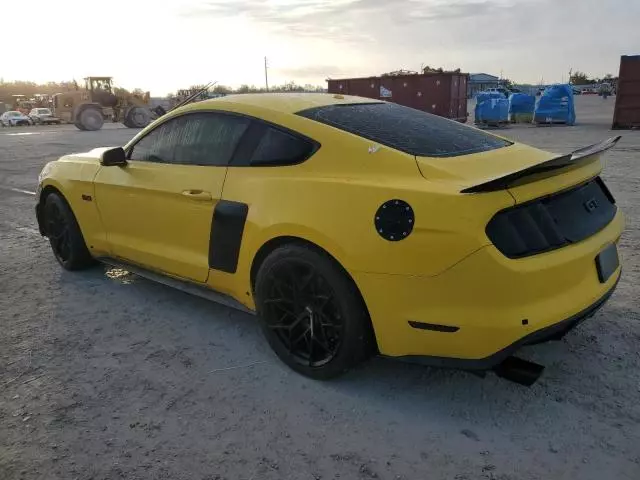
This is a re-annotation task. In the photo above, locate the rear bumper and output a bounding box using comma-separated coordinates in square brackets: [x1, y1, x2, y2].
[353, 210, 624, 363]
[398, 274, 619, 370]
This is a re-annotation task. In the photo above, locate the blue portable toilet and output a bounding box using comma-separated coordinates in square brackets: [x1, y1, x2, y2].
[475, 91, 509, 125]
[534, 84, 576, 125]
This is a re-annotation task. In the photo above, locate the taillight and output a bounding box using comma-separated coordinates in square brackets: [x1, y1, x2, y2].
[486, 177, 616, 258]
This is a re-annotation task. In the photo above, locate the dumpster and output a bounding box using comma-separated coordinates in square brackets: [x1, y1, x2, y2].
[612, 55, 640, 129]
[327, 72, 469, 122]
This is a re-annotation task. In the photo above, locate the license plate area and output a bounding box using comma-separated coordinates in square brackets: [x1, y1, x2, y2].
[595, 243, 619, 283]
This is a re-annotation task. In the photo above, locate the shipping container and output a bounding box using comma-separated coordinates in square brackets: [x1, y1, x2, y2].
[327, 72, 469, 122]
[612, 55, 640, 129]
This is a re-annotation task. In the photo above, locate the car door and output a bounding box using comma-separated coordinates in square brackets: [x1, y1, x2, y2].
[93, 111, 251, 283]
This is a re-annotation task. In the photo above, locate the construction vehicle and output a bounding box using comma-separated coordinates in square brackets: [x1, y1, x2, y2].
[11, 95, 33, 115]
[51, 77, 155, 131]
[32, 93, 54, 109]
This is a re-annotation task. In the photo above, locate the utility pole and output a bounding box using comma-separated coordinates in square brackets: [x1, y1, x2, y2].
[264, 56, 269, 92]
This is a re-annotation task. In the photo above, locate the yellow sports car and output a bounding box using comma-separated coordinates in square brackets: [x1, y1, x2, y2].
[35, 93, 624, 384]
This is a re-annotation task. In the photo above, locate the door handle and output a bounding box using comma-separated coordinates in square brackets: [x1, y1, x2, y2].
[181, 190, 212, 201]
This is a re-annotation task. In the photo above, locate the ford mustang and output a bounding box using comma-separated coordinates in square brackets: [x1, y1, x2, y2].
[35, 93, 624, 384]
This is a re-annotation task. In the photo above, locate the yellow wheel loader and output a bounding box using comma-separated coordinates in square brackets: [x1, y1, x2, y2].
[51, 77, 157, 131]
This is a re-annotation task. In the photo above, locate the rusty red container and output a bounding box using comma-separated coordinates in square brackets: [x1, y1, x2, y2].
[612, 55, 640, 129]
[327, 73, 469, 122]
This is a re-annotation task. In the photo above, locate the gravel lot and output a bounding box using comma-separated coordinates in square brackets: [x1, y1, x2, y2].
[1, 96, 639, 480]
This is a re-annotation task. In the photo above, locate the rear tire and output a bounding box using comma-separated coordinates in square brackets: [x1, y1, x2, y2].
[43, 193, 95, 270]
[255, 244, 374, 379]
[75, 107, 104, 131]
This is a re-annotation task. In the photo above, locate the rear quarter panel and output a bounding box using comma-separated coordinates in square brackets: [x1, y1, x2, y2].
[217, 119, 514, 307]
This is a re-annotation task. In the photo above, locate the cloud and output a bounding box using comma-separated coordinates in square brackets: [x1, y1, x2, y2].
[408, 0, 514, 20]
[176, 0, 639, 86]
[275, 64, 353, 79]
[179, 0, 531, 50]
[7, 0, 635, 94]
[182, 0, 518, 25]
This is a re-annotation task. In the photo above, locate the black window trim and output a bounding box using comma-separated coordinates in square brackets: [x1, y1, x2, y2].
[125, 109, 321, 168]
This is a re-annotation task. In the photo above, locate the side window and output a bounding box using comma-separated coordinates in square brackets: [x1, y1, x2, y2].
[129, 112, 250, 166]
[173, 112, 250, 166]
[128, 119, 180, 163]
[250, 126, 315, 166]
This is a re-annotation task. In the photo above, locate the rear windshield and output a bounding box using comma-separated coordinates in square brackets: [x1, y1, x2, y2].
[297, 102, 512, 157]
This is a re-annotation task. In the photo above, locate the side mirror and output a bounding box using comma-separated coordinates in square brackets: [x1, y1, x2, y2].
[100, 147, 127, 167]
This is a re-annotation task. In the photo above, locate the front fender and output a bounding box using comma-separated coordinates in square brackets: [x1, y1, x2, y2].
[37, 156, 109, 255]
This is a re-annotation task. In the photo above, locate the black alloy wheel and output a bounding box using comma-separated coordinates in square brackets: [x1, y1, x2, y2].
[255, 244, 374, 379]
[46, 199, 72, 264]
[263, 258, 344, 367]
[43, 193, 94, 270]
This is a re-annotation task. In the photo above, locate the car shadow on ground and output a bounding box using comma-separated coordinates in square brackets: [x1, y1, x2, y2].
[50, 262, 635, 418]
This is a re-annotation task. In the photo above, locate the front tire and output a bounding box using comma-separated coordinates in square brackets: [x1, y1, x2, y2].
[43, 193, 94, 270]
[255, 244, 374, 379]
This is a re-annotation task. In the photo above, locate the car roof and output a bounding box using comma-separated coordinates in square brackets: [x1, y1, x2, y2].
[179, 93, 380, 115]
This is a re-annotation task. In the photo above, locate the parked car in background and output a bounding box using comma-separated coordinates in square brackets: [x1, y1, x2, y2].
[0, 111, 32, 126]
[29, 108, 61, 125]
[484, 87, 510, 98]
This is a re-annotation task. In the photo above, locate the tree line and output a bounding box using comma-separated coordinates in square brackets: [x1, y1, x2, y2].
[217, 82, 325, 94]
[171, 81, 325, 98]
[0, 80, 77, 102]
[569, 71, 617, 85]
[1, 79, 326, 104]
[0, 79, 149, 103]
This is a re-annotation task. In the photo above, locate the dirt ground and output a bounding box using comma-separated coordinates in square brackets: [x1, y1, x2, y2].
[1, 96, 639, 480]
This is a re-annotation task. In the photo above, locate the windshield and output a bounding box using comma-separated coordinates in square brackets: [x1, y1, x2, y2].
[38, 109, 51, 114]
[297, 102, 512, 158]
[8, 112, 22, 117]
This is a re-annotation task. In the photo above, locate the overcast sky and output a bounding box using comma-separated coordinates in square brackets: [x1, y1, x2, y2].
[5, 0, 638, 95]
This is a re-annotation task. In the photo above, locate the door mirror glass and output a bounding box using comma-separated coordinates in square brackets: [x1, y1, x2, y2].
[100, 147, 127, 167]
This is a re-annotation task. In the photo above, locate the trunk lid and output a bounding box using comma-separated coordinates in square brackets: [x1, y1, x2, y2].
[415, 137, 620, 204]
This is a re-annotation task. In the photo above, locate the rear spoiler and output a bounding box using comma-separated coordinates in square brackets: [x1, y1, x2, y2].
[461, 136, 621, 194]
